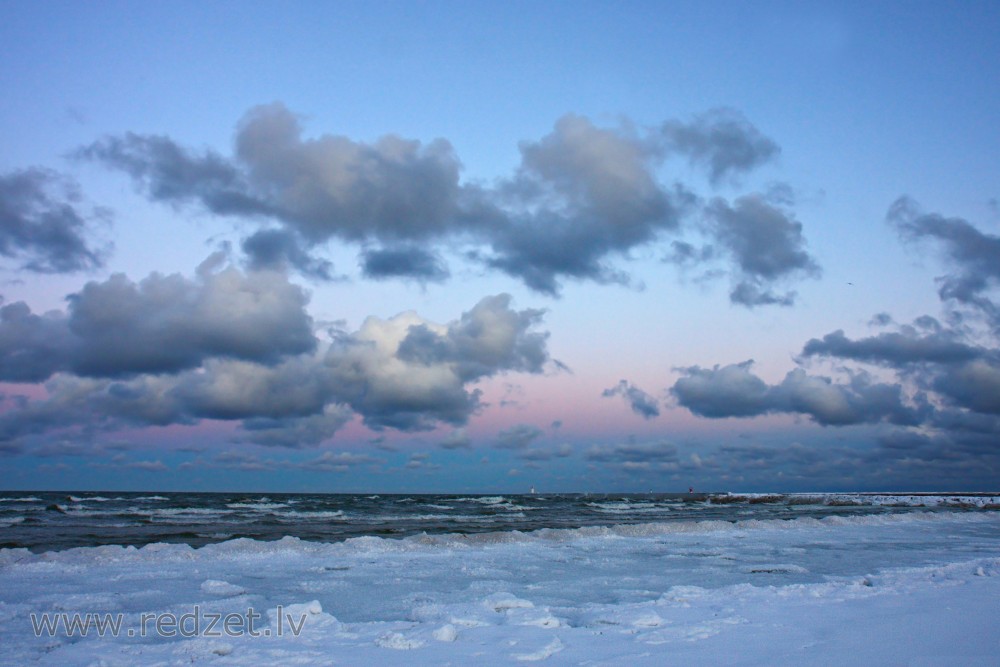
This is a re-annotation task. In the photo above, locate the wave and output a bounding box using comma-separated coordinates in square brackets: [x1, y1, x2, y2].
[225, 502, 290, 510]
[272, 510, 346, 521]
[454, 496, 507, 504]
[708, 492, 1000, 508]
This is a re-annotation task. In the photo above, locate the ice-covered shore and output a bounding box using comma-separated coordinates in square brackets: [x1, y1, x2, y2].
[1, 510, 998, 665]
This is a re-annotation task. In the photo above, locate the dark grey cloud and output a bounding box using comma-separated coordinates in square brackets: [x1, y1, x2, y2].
[801, 328, 987, 366]
[494, 424, 544, 450]
[661, 108, 780, 185]
[395, 294, 548, 383]
[178, 293, 550, 434]
[76, 132, 270, 218]
[933, 360, 1000, 415]
[601, 379, 660, 419]
[79, 104, 462, 243]
[233, 103, 464, 243]
[660, 195, 1000, 482]
[889, 197, 1000, 315]
[667, 240, 716, 265]
[801, 194, 1000, 430]
[0, 302, 76, 382]
[236, 407, 354, 448]
[583, 440, 683, 472]
[0, 264, 316, 381]
[171, 357, 332, 421]
[517, 443, 572, 461]
[241, 228, 334, 280]
[481, 113, 690, 294]
[209, 448, 383, 472]
[0, 168, 109, 273]
[360, 245, 449, 282]
[705, 195, 820, 306]
[0, 290, 551, 449]
[82, 103, 812, 301]
[439, 428, 471, 450]
[671, 361, 918, 426]
[670, 360, 770, 418]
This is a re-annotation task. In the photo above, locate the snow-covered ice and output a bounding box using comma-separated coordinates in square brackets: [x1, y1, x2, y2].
[1, 510, 998, 665]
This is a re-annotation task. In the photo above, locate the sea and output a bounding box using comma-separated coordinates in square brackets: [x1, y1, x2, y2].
[1, 490, 997, 552]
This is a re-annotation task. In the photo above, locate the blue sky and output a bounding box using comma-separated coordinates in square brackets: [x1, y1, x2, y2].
[1, 1, 999, 492]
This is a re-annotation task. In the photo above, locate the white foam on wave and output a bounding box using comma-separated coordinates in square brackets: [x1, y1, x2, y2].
[712, 492, 1000, 508]
[150, 507, 235, 516]
[455, 496, 507, 504]
[225, 502, 290, 510]
[275, 510, 346, 521]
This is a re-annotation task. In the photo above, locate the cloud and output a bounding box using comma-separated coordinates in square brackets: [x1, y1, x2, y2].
[671, 361, 918, 426]
[79, 103, 462, 243]
[661, 108, 780, 185]
[0, 302, 77, 382]
[889, 196, 1000, 316]
[704, 194, 820, 306]
[584, 441, 680, 471]
[601, 379, 660, 419]
[0, 168, 109, 273]
[801, 328, 987, 366]
[360, 245, 449, 282]
[482, 113, 688, 293]
[0, 258, 551, 448]
[439, 428, 471, 449]
[517, 443, 572, 461]
[82, 103, 814, 301]
[75, 132, 270, 218]
[173, 357, 334, 421]
[305, 450, 384, 472]
[933, 359, 1000, 415]
[0, 263, 316, 381]
[126, 459, 167, 472]
[670, 360, 770, 418]
[241, 228, 334, 280]
[664, 199, 1000, 483]
[494, 424, 544, 450]
[338, 294, 549, 430]
[210, 448, 383, 472]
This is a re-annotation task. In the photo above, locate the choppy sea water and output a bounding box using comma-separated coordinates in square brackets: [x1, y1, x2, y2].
[2, 490, 997, 552]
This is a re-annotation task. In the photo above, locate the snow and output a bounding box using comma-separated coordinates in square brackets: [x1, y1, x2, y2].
[1, 511, 998, 665]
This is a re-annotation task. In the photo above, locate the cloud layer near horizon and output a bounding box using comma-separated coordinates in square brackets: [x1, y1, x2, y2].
[668, 200, 1000, 461]
[0, 261, 552, 452]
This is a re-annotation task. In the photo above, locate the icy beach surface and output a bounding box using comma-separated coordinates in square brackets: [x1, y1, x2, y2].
[1, 502, 999, 665]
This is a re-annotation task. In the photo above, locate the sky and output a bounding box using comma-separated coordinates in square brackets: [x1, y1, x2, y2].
[1, 0, 999, 493]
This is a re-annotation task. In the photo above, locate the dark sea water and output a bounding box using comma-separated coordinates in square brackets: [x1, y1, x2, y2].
[3, 491, 995, 553]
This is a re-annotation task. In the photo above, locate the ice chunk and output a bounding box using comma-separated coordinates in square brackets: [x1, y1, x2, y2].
[376, 631, 425, 649]
[513, 637, 564, 661]
[485, 592, 534, 612]
[199, 579, 246, 597]
[432, 623, 458, 641]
